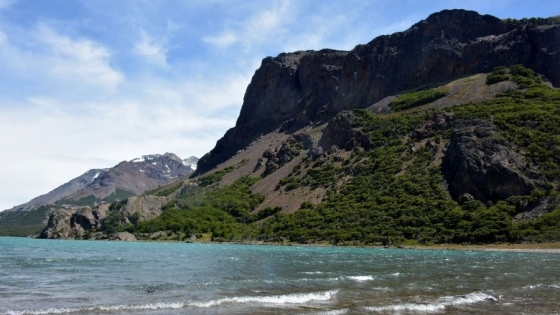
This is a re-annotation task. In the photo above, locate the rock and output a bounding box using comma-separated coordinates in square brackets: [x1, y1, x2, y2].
[413, 112, 453, 140]
[319, 111, 372, 151]
[185, 234, 197, 243]
[39, 209, 75, 239]
[195, 10, 560, 175]
[120, 195, 169, 222]
[442, 120, 546, 201]
[261, 137, 302, 176]
[111, 232, 136, 241]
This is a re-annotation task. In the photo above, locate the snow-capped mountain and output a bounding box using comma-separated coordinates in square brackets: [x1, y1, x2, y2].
[183, 156, 199, 170]
[4, 153, 197, 212]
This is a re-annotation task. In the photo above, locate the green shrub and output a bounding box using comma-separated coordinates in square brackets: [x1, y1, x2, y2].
[389, 88, 448, 111]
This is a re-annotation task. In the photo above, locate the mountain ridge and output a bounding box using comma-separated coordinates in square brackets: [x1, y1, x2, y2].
[12, 9, 560, 244]
[195, 9, 560, 175]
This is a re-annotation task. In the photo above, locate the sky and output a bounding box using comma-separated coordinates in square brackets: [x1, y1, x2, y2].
[0, 0, 558, 211]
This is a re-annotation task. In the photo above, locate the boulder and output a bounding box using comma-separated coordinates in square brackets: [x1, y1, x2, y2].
[111, 232, 136, 241]
[442, 120, 546, 201]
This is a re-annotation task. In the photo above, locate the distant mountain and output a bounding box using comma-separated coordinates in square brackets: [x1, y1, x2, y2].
[3, 152, 196, 212]
[183, 156, 199, 170]
[4, 168, 108, 212]
[1, 152, 197, 236]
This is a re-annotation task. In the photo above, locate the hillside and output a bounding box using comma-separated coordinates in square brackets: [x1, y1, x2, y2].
[0, 153, 196, 236]
[39, 10, 560, 244]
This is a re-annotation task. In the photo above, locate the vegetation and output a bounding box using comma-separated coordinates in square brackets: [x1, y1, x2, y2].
[8, 65, 557, 245]
[0, 206, 53, 236]
[119, 176, 263, 241]
[389, 88, 449, 111]
[108, 65, 558, 245]
[264, 65, 560, 245]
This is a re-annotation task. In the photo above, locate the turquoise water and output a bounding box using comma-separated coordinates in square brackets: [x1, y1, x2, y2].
[0, 237, 559, 314]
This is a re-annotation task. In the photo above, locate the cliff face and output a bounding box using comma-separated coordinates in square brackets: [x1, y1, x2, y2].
[39, 195, 169, 240]
[442, 120, 547, 201]
[196, 9, 560, 174]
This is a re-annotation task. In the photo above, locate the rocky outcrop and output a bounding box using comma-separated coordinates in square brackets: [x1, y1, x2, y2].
[119, 195, 169, 222]
[261, 137, 302, 176]
[319, 111, 372, 152]
[39, 209, 75, 239]
[442, 120, 546, 202]
[111, 232, 136, 241]
[39, 195, 169, 239]
[413, 112, 454, 140]
[196, 10, 560, 174]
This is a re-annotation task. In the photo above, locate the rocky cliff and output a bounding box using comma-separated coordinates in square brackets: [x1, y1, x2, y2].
[39, 195, 169, 240]
[196, 9, 560, 175]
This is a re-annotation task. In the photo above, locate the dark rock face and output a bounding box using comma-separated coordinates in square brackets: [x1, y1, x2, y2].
[442, 120, 546, 201]
[196, 9, 560, 174]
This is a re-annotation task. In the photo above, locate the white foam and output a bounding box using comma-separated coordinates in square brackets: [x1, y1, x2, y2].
[301, 271, 324, 275]
[365, 292, 497, 313]
[301, 309, 349, 315]
[347, 275, 374, 282]
[191, 290, 338, 308]
[4, 302, 185, 315]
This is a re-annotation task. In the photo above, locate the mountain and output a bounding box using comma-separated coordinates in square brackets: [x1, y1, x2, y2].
[59, 152, 194, 206]
[4, 168, 108, 212]
[39, 10, 560, 244]
[183, 156, 199, 170]
[0, 153, 196, 236]
[195, 9, 560, 175]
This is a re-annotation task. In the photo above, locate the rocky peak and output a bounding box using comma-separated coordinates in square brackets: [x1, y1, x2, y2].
[183, 156, 199, 170]
[195, 9, 560, 175]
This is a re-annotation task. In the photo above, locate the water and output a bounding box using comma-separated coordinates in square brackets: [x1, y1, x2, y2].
[1, 237, 559, 315]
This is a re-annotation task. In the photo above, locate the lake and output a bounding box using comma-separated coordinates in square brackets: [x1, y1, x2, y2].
[1, 237, 559, 314]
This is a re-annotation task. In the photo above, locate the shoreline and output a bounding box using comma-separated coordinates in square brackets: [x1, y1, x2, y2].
[11, 236, 560, 253]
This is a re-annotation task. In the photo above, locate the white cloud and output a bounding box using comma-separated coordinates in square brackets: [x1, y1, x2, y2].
[37, 24, 124, 91]
[134, 30, 169, 68]
[204, 0, 295, 50]
[0, 69, 249, 210]
[203, 31, 238, 48]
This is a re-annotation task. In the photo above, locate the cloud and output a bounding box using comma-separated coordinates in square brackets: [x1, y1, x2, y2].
[134, 30, 169, 68]
[203, 0, 295, 50]
[36, 24, 124, 91]
[203, 31, 238, 48]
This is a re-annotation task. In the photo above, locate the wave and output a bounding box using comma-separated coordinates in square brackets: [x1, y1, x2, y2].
[298, 309, 349, 315]
[365, 292, 497, 313]
[2, 302, 185, 315]
[523, 283, 560, 290]
[190, 290, 339, 308]
[347, 275, 374, 282]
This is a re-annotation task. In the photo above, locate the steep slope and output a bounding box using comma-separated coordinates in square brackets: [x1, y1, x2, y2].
[196, 9, 560, 175]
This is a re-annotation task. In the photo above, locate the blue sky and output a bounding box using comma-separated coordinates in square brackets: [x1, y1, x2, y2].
[0, 0, 558, 211]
